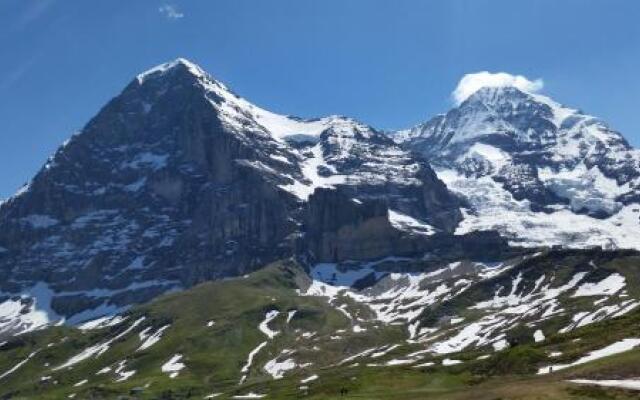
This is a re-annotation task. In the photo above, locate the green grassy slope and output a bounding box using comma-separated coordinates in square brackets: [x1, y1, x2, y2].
[1, 255, 640, 399]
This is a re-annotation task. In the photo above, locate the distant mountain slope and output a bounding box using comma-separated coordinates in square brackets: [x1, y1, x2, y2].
[394, 85, 640, 249]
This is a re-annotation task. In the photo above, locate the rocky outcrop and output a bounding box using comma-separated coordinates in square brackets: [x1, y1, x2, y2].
[305, 187, 399, 262]
[304, 184, 468, 263]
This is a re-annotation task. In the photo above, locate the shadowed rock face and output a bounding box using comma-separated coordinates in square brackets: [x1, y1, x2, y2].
[304, 187, 399, 262]
[304, 180, 464, 263]
[0, 62, 301, 324]
[0, 59, 464, 330]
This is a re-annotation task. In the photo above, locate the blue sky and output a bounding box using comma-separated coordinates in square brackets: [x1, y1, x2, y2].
[1, 0, 639, 199]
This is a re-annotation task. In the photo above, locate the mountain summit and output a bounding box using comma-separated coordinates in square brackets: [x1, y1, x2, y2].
[0, 59, 462, 336]
[395, 80, 640, 249]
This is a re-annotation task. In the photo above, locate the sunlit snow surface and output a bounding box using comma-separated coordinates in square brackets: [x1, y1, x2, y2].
[539, 338, 640, 374]
[278, 144, 347, 200]
[264, 353, 297, 379]
[569, 378, 640, 391]
[78, 315, 127, 331]
[572, 273, 626, 297]
[161, 354, 185, 378]
[388, 210, 436, 236]
[438, 168, 640, 249]
[258, 310, 281, 339]
[232, 393, 266, 399]
[137, 324, 171, 351]
[0, 282, 64, 336]
[300, 374, 318, 383]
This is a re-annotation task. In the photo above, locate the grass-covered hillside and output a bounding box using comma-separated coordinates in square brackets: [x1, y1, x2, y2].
[1, 252, 640, 399]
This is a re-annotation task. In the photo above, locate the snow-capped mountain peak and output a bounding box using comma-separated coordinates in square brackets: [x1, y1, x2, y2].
[134, 58, 367, 145]
[397, 82, 635, 166]
[136, 57, 207, 84]
[0, 59, 465, 337]
[395, 78, 640, 250]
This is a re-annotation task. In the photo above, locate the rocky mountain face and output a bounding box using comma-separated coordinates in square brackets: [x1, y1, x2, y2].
[395, 86, 640, 249]
[1, 59, 639, 349]
[0, 59, 463, 336]
[2, 63, 640, 399]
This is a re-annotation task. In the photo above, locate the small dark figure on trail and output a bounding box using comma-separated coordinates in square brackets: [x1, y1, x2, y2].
[340, 387, 349, 396]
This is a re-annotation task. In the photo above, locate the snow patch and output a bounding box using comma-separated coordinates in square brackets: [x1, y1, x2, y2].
[259, 310, 280, 339]
[279, 144, 346, 200]
[0, 350, 39, 380]
[572, 273, 626, 297]
[263, 357, 296, 379]
[161, 354, 185, 378]
[232, 393, 266, 399]
[78, 315, 127, 331]
[300, 374, 318, 384]
[388, 209, 436, 236]
[569, 379, 640, 391]
[239, 341, 268, 384]
[138, 324, 170, 351]
[539, 338, 640, 374]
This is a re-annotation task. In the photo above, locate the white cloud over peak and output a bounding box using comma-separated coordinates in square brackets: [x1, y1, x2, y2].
[452, 71, 544, 104]
[159, 4, 184, 20]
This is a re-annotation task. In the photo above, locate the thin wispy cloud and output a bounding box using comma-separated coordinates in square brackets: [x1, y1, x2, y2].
[11, 0, 55, 31]
[0, 53, 41, 93]
[158, 4, 184, 20]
